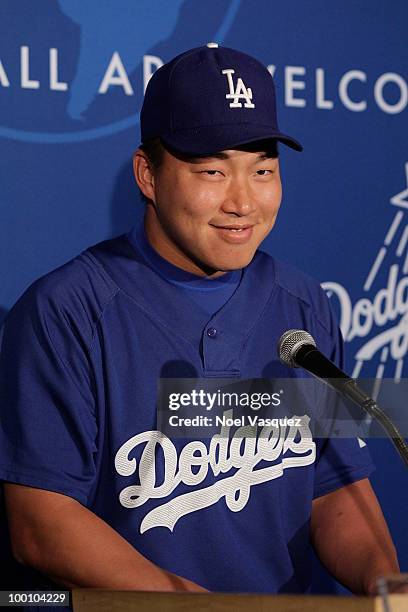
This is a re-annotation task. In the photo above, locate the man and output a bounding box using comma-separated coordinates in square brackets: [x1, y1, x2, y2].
[0, 44, 400, 599]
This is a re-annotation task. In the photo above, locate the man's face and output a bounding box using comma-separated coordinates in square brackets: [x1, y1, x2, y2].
[139, 145, 282, 277]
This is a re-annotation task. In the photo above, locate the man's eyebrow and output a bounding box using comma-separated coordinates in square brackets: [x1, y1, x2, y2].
[186, 152, 276, 163]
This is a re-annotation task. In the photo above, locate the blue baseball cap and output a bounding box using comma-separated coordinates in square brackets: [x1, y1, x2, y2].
[140, 43, 302, 156]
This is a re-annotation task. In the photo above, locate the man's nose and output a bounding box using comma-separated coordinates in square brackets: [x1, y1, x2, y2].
[221, 178, 256, 215]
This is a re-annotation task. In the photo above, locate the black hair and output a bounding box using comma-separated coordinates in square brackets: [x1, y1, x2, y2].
[139, 138, 166, 170]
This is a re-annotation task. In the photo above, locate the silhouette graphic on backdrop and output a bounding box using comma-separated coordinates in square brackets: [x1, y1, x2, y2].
[58, 0, 184, 119]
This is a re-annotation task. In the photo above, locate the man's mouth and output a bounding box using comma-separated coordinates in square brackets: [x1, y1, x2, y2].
[210, 224, 254, 243]
[212, 224, 253, 231]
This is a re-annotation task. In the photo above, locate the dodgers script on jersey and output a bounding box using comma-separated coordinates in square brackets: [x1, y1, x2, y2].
[0, 226, 374, 598]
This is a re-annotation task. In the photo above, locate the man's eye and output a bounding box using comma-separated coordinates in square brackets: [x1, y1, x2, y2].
[201, 170, 221, 176]
[256, 169, 273, 176]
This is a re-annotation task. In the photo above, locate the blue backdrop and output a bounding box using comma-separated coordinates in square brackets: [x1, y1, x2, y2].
[1, 0, 407, 593]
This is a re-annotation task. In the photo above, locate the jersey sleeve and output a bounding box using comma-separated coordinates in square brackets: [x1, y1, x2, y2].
[312, 295, 376, 499]
[0, 277, 98, 506]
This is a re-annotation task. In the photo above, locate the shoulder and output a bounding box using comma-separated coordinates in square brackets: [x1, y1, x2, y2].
[4, 237, 122, 349]
[252, 249, 337, 336]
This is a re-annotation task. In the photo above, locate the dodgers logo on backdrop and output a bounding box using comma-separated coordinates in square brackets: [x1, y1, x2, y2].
[222, 68, 255, 108]
[323, 162, 408, 394]
[0, 0, 242, 143]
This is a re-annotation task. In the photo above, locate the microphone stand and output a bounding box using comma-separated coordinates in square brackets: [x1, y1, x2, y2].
[333, 378, 408, 469]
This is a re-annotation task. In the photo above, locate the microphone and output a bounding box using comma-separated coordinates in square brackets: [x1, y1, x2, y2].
[278, 329, 348, 377]
[278, 329, 358, 399]
[278, 329, 408, 467]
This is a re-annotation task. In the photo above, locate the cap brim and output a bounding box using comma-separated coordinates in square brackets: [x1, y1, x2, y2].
[160, 123, 303, 155]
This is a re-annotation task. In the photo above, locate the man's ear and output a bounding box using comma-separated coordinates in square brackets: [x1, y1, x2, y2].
[133, 149, 156, 203]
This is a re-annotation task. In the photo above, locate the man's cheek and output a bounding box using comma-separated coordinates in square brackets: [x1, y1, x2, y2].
[181, 203, 213, 221]
[193, 186, 221, 208]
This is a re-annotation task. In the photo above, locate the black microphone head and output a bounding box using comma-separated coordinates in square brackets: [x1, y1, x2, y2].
[278, 329, 316, 368]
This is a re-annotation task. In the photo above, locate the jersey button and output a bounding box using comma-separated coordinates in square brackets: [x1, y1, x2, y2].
[207, 327, 218, 338]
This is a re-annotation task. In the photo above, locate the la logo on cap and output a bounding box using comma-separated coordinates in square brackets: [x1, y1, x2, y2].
[222, 68, 255, 109]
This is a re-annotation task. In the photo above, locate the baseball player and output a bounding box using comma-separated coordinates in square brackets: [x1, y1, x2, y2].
[0, 44, 400, 602]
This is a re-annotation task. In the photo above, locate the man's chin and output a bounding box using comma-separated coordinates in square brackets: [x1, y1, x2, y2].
[205, 252, 257, 274]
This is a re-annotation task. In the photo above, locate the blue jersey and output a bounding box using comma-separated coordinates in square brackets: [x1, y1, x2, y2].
[0, 226, 374, 600]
